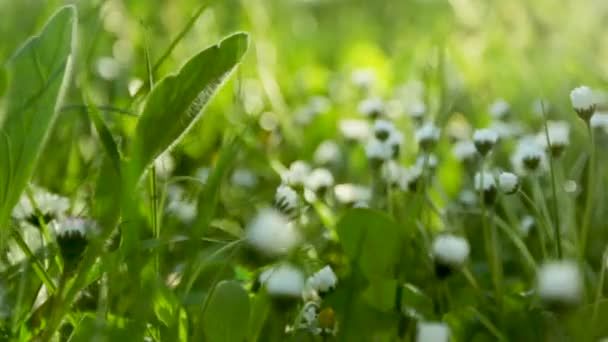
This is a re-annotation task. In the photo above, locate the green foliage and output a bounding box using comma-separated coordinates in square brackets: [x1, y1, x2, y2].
[336, 208, 402, 279]
[127, 32, 249, 185]
[201, 280, 250, 342]
[0, 5, 76, 235]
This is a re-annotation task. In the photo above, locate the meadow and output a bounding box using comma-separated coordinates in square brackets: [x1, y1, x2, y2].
[1, 0, 608, 341]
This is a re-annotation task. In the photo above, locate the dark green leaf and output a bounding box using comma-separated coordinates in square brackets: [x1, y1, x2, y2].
[336, 208, 402, 279]
[202, 280, 250, 342]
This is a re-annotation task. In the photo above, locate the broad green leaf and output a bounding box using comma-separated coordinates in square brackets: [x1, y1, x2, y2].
[567, 299, 608, 340]
[202, 280, 250, 342]
[336, 208, 402, 279]
[362, 278, 397, 312]
[127, 32, 249, 185]
[248, 292, 271, 342]
[0, 5, 77, 232]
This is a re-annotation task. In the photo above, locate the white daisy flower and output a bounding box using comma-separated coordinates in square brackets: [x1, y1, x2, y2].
[489, 99, 510, 119]
[260, 264, 305, 298]
[511, 137, 547, 174]
[154, 152, 175, 179]
[452, 140, 477, 163]
[358, 97, 385, 118]
[373, 119, 395, 141]
[274, 184, 299, 218]
[231, 168, 258, 188]
[591, 112, 608, 131]
[282, 161, 311, 188]
[306, 168, 335, 194]
[12, 188, 70, 223]
[365, 138, 392, 166]
[307, 265, 338, 293]
[473, 128, 498, 156]
[475, 171, 497, 204]
[408, 101, 427, 122]
[313, 140, 342, 165]
[537, 260, 582, 305]
[570, 85, 596, 121]
[246, 208, 300, 256]
[498, 172, 519, 194]
[339, 119, 371, 142]
[386, 129, 404, 159]
[432, 234, 470, 268]
[334, 184, 372, 204]
[416, 321, 450, 342]
[537, 121, 570, 157]
[167, 200, 197, 224]
[352, 68, 375, 89]
[416, 122, 440, 151]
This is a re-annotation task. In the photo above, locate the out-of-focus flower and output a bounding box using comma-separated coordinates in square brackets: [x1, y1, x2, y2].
[537, 121, 570, 158]
[246, 208, 299, 256]
[416, 321, 450, 342]
[358, 97, 385, 119]
[452, 140, 477, 163]
[339, 119, 371, 142]
[282, 161, 311, 189]
[365, 138, 392, 167]
[274, 184, 299, 218]
[511, 137, 547, 175]
[334, 184, 371, 205]
[489, 99, 510, 119]
[260, 264, 305, 298]
[570, 86, 596, 122]
[537, 260, 582, 307]
[306, 168, 334, 194]
[416, 122, 440, 151]
[499, 172, 519, 194]
[474, 171, 497, 205]
[432, 234, 470, 278]
[12, 187, 70, 224]
[473, 128, 498, 156]
[373, 119, 395, 141]
[313, 140, 342, 165]
[231, 168, 259, 188]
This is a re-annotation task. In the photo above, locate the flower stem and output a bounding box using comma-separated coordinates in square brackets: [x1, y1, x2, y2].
[580, 124, 596, 260]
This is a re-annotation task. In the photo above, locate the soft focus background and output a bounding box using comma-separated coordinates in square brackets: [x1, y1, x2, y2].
[3, 0, 608, 341]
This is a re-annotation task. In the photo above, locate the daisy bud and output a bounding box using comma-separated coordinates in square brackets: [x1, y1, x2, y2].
[365, 138, 391, 168]
[358, 97, 385, 119]
[452, 140, 477, 164]
[55, 218, 94, 274]
[373, 119, 395, 141]
[260, 264, 305, 298]
[313, 140, 342, 166]
[473, 128, 498, 156]
[489, 99, 510, 120]
[408, 102, 427, 125]
[537, 121, 570, 158]
[283, 161, 311, 189]
[432, 234, 470, 278]
[318, 307, 338, 336]
[339, 119, 371, 143]
[274, 184, 299, 219]
[498, 172, 519, 194]
[306, 168, 335, 195]
[307, 265, 338, 294]
[474, 171, 497, 205]
[570, 86, 596, 122]
[246, 208, 300, 257]
[537, 260, 582, 309]
[386, 129, 404, 159]
[416, 122, 440, 151]
[512, 138, 547, 174]
[333, 184, 372, 205]
[416, 321, 450, 342]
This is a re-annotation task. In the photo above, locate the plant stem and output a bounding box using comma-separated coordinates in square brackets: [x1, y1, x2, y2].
[540, 100, 562, 258]
[580, 124, 596, 260]
[519, 189, 548, 259]
[591, 246, 607, 334]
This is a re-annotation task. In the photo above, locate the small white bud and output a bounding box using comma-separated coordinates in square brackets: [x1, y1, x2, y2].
[498, 172, 519, 194]
[570, 86, 596, 121]
[260, 264, 305, 298]
[246, 208, 300, 256]
[537, 260, 582, 306]
[473, 128, 498, 156]
[416, 321, 450, 342]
